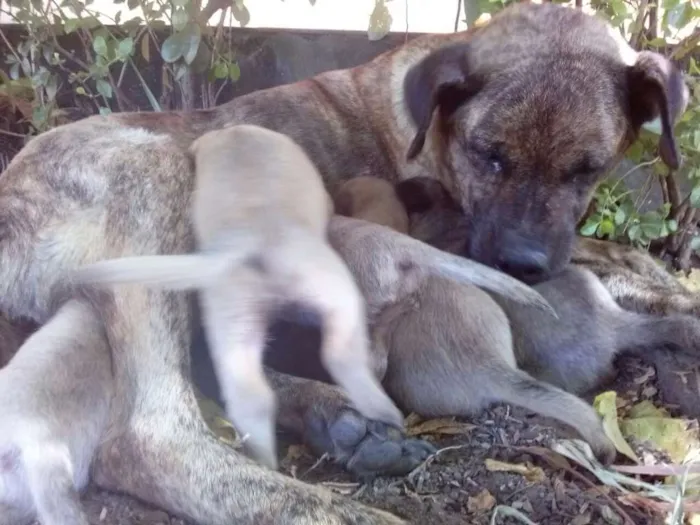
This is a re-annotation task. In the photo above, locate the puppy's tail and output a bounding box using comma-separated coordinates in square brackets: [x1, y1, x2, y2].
[416, 245, 555, 315]
[73, 253, 232, 291]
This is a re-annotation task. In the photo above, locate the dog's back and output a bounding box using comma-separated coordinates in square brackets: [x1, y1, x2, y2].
[189, 124, 333, 248]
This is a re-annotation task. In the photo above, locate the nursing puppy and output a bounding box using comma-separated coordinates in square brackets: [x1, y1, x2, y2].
[332, 178, 616, 463]
[74, 124, 404, 471]
[334, 176, 410, 234]
[398, 176, 700, 399]
[0, 301, 112, 525]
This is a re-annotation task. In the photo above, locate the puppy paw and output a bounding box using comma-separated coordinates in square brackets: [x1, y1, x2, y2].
[303, 407, 436, 478]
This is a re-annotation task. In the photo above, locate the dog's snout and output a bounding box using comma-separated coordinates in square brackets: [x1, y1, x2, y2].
[498, 235, 550, 284]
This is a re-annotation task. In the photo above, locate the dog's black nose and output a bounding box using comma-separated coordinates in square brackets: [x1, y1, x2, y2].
[498, 237, 550, 284]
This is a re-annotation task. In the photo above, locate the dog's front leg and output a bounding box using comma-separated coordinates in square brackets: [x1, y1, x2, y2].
[89, 285, 405, 525]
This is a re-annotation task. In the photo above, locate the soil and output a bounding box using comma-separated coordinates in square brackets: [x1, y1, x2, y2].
[61, 356, 679, 525]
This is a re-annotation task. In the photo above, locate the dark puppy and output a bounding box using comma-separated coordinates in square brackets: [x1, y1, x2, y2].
[335, 177, 616, 463]
[397, 176, 700, 398]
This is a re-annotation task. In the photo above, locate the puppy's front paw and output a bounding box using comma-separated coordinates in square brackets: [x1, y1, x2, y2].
[303, 407, 436, 478]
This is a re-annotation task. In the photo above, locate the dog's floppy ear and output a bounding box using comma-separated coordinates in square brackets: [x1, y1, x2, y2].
[403, 43, 483, 161]
[395, 176, 459, 214]
[626, 51, 689, 170]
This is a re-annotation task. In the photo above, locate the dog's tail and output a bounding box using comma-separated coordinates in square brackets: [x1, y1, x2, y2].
[414, 243, 555, 315]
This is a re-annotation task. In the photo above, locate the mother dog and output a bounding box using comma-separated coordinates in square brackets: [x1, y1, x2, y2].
[0, 2, 688, 524]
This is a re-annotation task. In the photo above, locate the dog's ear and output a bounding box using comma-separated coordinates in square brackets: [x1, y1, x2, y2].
[395, 177, 457, 214]
[403, 44, 484, 160]
[626, 51, 689, 170]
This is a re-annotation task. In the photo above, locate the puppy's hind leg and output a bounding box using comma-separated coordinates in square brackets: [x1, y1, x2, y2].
[487, 366, 617, 465]
[199, 275, 278, 470]
[289, 243, 404, 431]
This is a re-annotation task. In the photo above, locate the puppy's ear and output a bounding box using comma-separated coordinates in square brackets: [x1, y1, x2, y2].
[395, 177, 456, 214]
[403, 43, 484, 160]
[626, 51, 689, 170]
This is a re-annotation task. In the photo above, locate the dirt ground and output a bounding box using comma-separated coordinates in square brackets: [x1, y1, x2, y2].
[66, 355, 678, 525]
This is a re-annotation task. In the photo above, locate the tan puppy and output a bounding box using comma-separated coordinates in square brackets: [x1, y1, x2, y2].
[0, 301, 112, 525]
[332, 177, 616, 463]
[334, 176, 410, 234]
[74, 124, 403, 471]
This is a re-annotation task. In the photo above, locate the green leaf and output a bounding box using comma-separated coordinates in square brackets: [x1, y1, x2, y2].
[691, 236, 700, 252]
[99, 106, 112, 116]
[127, 0, 139, 9]
[231, 1, 250, 27]
[213, 62, 228, 79]
[64, 17, 79, 34]
[172, 9, 188, 31]
[75, 86, 86, 95]
[666, 219, 678, 234]
[93, 35, 108, 57]
[613, 208, 626, 226]
[628, 224, 641, 242]
[229, 62, 240, 82]
[172, 0, 189, 5]
[691, 186, 700, 208]
[593, 391, 640, 463]
[646, 37, 666, 48]
[181, 23, 202, 65]
[96, 78, 113, 99]
[161, 33, 184, 63]
[580, 219, 599, 237]
[118, 37, 134, 58]
[598, 218, 615, 237]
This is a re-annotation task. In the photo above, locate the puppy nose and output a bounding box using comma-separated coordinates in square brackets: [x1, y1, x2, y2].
[498, 237, 549, 284]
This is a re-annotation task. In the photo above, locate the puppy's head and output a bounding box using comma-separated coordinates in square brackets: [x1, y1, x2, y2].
[395, 176, 468, 254]
[335, 176, 410, 234]
[403, 3, 689, 284]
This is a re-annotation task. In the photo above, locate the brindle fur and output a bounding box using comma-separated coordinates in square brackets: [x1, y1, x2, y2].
[397, 176, 700, 415]
[332, 178, 616, 463]
[74, 125, 404, 472]
[0, 2, 688, 523]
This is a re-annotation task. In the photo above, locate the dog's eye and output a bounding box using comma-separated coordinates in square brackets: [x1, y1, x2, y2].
[486, 155, 503, 174]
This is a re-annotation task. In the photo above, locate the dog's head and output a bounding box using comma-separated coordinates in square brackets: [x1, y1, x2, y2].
[402, 3, 689, 284]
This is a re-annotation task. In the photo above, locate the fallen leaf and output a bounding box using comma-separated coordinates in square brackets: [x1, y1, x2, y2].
[467, 488, 496, 513]
[600, 505, 621, 525]
[570, 513, 591, 525]
[284, 444, 308, 463]
[404, 412, 422, 427]
[593, 391, 639, 463]
[484, 459, 545, 483]
[620, 401, 700, 464]
[676, 269, 700, 292]
[407, 417, 475, 437]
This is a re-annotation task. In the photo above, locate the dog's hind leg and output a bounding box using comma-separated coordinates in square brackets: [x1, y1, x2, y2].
[487, 367, 616, 465]
[23, 442, 89, 525]
[88, 286, 405, 525]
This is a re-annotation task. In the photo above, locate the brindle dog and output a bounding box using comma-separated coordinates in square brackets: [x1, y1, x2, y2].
[0, 3, 688, 524]
[397, 176, 700, 418]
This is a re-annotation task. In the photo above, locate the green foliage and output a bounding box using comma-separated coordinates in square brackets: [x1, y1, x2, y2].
[575, 0, 699, 266]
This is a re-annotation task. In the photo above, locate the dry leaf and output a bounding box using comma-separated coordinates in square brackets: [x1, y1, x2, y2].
[620, 401, 700, 464]
[404, 412, 423, 427]
[407, 417, 475, 437]
[284, 444, 308, 463]
[484, 459, 545, 483]
[676, 269, 700, 292]
[593, 391, 640, 463]
[570, 513, 591, 525]
[600, 505, 621, 525]
[467, 488, 496, 513]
